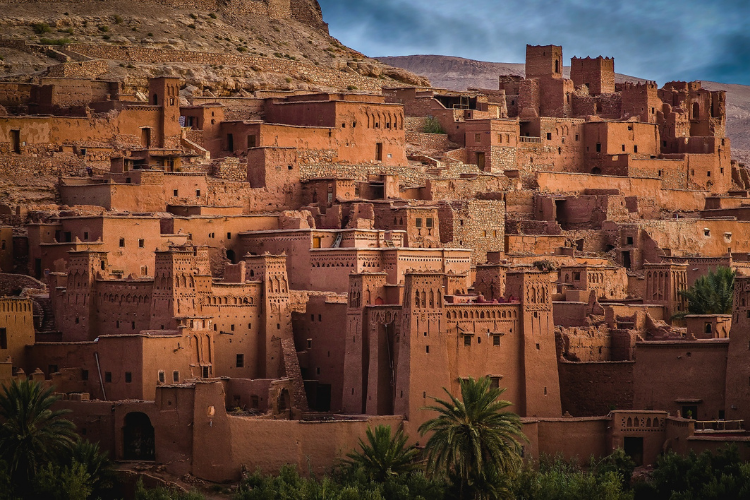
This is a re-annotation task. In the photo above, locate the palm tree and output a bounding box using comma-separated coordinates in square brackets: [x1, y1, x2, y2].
[70, 438, 116, 497]
[0, 379, 77, 490]
[673, 266, 735, 319]
[343, 424, 420, 482]
[419, 377, 526, 500]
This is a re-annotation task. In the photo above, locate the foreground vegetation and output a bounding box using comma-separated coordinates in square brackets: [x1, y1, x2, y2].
[3, 378, 750, 499]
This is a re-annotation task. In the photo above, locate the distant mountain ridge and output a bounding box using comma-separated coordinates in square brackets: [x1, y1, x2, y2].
[378, 55, 750, 163]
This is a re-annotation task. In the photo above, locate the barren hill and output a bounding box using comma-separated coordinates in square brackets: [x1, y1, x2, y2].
[0, 0, 429, 94]
[380, 55, 750, 163]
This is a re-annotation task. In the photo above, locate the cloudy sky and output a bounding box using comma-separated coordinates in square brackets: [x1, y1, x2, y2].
[316, 0, 749, 85]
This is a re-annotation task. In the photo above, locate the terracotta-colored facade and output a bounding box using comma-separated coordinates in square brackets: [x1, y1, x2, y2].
[1, 39, 750, 483]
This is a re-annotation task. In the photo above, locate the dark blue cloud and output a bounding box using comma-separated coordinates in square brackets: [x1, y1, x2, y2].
[317, 0, 748, 85]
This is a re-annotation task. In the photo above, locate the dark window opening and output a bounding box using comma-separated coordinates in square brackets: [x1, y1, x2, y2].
[105, 371, 112, 383]
[0, 328, 6, 349]
[125, 372, 132, 383]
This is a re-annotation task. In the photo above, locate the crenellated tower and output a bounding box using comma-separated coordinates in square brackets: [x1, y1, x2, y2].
[506, 269, 561, 417]
[55, 250, 108, 341]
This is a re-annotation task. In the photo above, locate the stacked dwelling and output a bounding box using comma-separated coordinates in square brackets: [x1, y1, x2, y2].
[2, 43, 750, 482]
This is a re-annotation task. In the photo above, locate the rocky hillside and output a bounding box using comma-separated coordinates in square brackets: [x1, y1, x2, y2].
[0, 0, 429, 94]
[380, 55, 750, 163]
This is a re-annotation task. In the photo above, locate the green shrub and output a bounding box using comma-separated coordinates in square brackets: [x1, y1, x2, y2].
[34, 462, 92, 500]
[32, 22, 52, 34]
[347, 85, 358, 91]
[423, 116, 445, 134]
[189, 13, 198, 19]
[209, 12, 217, 19]
[98, 25, 109, 32]
[113, 14, 124, 24]
[135, 479, 205, 500]
[236, 46, 247, 52]
[188, 24, 196, 29]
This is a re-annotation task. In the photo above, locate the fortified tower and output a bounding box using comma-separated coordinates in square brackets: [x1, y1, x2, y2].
[505, 269, 561, 417]
[150, 244, 211, 331]
[394, 272, 446, 422]
[643, 263, 687, 319]
[525, 44, 563, 80]
[148, 76, 181, 149]
[56, 250, 108, 341]
[570, 56, 615, 95]
[245, 253, 292, 378]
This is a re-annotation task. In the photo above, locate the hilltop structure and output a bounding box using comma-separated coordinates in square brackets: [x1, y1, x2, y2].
[2, 43, 750, 481]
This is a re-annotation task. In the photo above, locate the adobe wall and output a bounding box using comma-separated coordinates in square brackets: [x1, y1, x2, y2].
[534, 417, 609, 462]
[226, 415, 403, 477]
[291, 293, 348, 411]
[536, 172, 706, 212]
[633, 340, 728, 421]
[558, 361, 634, 417]
[438, 200, 505, 264]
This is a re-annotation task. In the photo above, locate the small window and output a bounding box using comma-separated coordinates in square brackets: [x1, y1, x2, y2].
[83, 231, 89, 241]
[595, 143, 601, 153]
[125, 372, 132, 383]
[307, 339, 312, 349]
[464, 336, 471, 346]
[426, 217, 433, 228]
[490, 376, 501, 389]
[536, 343, 541, 350]
[426, 345, 430, 353]
[158, 370, 165, 383]
[105, 372, 112, 383]
[575, 134, 579, 141]
[0, 328, 6, 349]
[547, 133, 552, 140]
[119, 238, 125, 247]
[138, 239, 144, 248]
[48, 364, 58, 374]
[196, 189, 201, 197]
[173, 371, 179, 382]
[634, 145, 638, 153]
[81, 369, 89, 381]
[474, 133, 481, 143]
[626, 236, 634, 245]
[493, 335, 500, 346]
[415, 218, 422, 228]
[622, 144, 625, 152]
[173, 189, 178, 197]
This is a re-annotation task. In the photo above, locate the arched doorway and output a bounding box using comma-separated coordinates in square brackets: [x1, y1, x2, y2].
[226, 249, 236, 264]
[123, 412, 155, 460]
